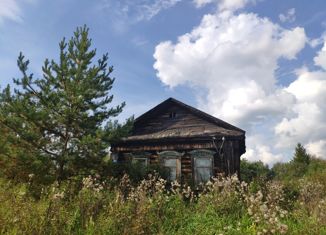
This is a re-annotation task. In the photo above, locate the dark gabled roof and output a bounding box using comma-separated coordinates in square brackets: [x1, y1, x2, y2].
[112, 97, 246, 152]
[112, 98, 246, 145]
[135, 97, 245, 133]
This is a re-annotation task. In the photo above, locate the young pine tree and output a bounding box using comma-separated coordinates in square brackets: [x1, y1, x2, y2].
[0, 26, 130, 182]
[292, 143, 310, 165]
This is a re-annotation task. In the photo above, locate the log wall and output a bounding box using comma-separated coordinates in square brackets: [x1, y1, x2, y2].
[117, 139, 243, 183]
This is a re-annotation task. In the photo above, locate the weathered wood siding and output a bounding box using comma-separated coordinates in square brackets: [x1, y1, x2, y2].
[134, 104, 223, 135]
[117, 142, 242, 182]
[181, 152, 192, 182]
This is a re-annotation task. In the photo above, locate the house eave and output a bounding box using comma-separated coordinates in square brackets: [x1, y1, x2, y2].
[111, 134, 245, 153]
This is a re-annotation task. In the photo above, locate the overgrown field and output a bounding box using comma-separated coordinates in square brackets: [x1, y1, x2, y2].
[1, 158, 326, 235]
[1, 26, 325, 235]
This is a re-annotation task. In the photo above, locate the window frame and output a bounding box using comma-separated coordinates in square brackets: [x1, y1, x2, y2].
[193, 156, 213, 184]
[162, 157, 181, 181]
[189, 150, 215, 184]
[125, 152, 151, 167]
[132, 157, 148, 167]
[158, 151, 183, 181]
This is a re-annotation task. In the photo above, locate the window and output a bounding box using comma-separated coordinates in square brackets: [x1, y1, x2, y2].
[158, 151, 183, 181]
[129, 152, 151, 167]
[169, 112, 177, 118]
[190, 150, 215, 184]
[132, 157, 148, 167]
[163, 157, 181, 181]
[193, 156, 213, 184]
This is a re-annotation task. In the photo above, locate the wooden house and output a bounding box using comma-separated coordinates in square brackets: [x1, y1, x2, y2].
[111, 98, 246, 184]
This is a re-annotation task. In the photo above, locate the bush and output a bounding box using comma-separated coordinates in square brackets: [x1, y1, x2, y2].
[101, 161, 169, 184]
[240, 159, 273, 183]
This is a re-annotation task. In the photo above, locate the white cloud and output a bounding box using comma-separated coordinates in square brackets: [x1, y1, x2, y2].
[194, 0, 214, 8]
[0, 0, 36, 25]
[244, 145, 284, 166]
[272, 37, 326, 158]
[153, 4, 318, 165]
[194, 0, 256, 12]
[0, 0, 22, 24]
[306, 140, 326, 159]
[136, 0, 182, 21]
[242, 134, 285, 166]
[154, 11, 306, 128]
[274, 69, 326, 152]
[307, 31, 326, 49]
[98, 0, 181, 31]
[279, 8, 296, 23]
[97, 0, 181, 34]
[314, 40, 326, 69]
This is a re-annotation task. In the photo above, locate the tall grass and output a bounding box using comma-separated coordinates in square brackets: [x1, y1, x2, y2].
[1, 171, 326, 235]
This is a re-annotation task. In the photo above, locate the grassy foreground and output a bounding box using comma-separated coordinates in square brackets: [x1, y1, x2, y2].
[1, 170, 326, 235]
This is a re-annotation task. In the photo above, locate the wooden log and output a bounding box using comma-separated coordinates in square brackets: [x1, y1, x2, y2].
[182, 169, 192, 173]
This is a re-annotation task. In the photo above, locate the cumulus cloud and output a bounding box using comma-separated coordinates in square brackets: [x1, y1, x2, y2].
[245, 145, 284, 166]
[306, 140, 326, 159]
[152, 2, 326, 165]
[154, 11, 306, 127]
[279, 8, 296, 23]
[243, 134, 285, 166]
[274, 68, 326, 152]
[272, 40, 326, 159]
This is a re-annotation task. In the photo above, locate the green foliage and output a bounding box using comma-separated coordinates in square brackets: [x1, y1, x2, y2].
[0, 26, 131, 183]
[101, 161, 170, 184]
[240, 159, 272, 183]
[271, 162, 290, 180]
[1, 169, 326, 235]
[292, 143, 311, 165]
[272, 161, 306, 180]
[272, 143, 313, 180]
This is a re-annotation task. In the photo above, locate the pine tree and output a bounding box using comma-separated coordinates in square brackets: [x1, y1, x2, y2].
[0, 26, 130, 182]
[292, 143, 310, 165]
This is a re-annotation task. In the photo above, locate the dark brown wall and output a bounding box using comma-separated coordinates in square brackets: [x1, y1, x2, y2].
[117, 140, 243, 182]
[134, 104, 220, 135]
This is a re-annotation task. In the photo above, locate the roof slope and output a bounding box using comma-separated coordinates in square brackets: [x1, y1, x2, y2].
[121, 97, 245, 142]
[135, 98, 244, 132]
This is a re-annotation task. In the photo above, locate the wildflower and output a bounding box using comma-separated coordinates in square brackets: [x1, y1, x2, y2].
[53, 191, 64, 200]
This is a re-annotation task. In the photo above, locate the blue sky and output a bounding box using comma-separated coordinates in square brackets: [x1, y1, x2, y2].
[1, 0, 326, 164]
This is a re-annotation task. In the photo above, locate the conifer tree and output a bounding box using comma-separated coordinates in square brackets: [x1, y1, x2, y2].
[0, 26, 130, 182]
[292, 143, 310, 165]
